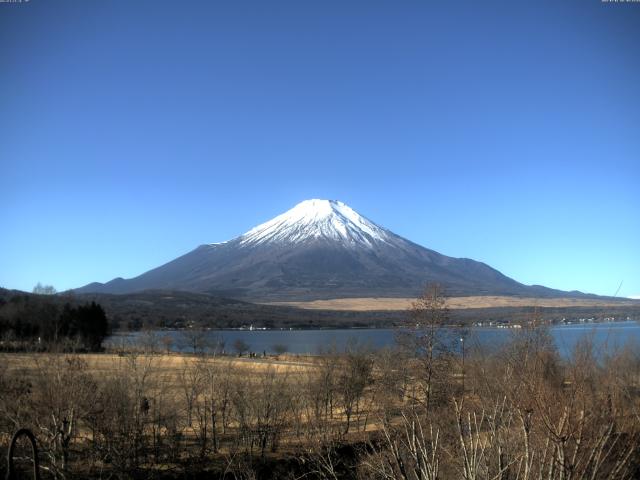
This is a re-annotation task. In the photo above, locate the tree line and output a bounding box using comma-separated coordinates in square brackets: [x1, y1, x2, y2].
[0, 293, 109, 352]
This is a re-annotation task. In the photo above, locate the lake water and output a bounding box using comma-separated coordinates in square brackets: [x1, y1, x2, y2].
[107, 321, 640, 358]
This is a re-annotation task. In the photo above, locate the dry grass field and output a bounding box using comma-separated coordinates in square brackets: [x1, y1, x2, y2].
[0, 351, 317, 381]
[2, 337, 639, 479]
[266, 295, 639, 311]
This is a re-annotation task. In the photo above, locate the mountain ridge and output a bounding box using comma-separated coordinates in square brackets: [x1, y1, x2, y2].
[75, 199, 599, 301]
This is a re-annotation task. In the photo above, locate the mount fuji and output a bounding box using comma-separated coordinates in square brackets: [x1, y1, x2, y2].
[76, 199, 579, 300]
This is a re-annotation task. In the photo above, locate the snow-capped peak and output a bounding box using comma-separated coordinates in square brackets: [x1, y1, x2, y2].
[237, 199, 392, 248]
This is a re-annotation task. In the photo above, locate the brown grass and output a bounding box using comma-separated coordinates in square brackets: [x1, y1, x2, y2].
[265, 296, 639, 311]
[0, 352, 318, 379]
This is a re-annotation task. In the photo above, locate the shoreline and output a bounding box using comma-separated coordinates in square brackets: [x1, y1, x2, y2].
[110, 318, 639, 335]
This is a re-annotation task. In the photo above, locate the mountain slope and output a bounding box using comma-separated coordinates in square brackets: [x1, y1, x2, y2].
[76, 199, 583, 300]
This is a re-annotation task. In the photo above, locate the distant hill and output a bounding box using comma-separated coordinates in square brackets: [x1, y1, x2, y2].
[0, 287, 401, 329]
[70, 289, 392, 329]
[75, 199, 601, 301]
[70, 290, 640, 330]
[2, 288, 638, 331]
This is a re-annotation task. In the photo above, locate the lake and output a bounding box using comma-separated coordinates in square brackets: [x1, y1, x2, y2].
[106, 321, 640, 358]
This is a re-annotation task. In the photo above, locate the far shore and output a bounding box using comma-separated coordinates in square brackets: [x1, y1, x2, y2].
[264, 295, 640, 311]
[109, 318, 640, 334]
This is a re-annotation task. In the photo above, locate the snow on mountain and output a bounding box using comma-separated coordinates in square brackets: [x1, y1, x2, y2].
[75, 198, 590, 301]
[235, 199, 393, 248]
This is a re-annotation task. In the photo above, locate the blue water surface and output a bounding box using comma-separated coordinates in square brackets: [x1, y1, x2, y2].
[106, 321, 640, 359]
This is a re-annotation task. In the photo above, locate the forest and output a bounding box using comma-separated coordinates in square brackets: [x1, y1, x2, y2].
[0, 291, 109, 352]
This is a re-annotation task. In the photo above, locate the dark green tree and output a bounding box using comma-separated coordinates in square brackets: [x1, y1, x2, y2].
[60, 301, 109, 351]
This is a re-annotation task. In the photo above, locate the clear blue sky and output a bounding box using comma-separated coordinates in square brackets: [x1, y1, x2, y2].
[1, 0, 639, 298]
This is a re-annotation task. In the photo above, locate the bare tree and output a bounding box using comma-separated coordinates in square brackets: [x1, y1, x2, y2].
[178, 358, 203, 428]
[233, 339, 250, 357]
[180, 327, 208, 355]
[210, 333, 226, 356]
[161, 334, 174, 354]
[30, 355, 97, 475]
[32, 282, 57, 295]
[305, 347, 340, 441]
[336, 341, 373, 435]
[137, 329, 161, 354]
[271, 343, 288, 357]
[362, 408, 441, 480]
[397, 283, 454, 410]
